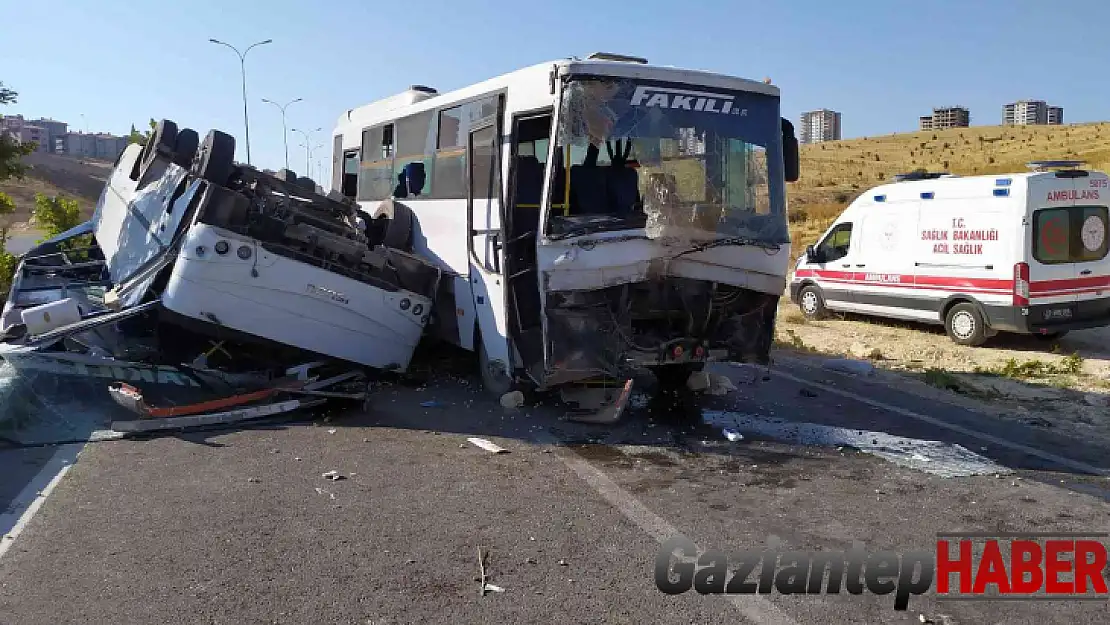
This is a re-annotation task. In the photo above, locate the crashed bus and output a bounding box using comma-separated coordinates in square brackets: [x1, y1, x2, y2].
[331, 52, 800, 412]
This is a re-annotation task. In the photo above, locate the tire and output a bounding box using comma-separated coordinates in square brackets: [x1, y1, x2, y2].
[945, 302, 987, 346]
[383, 201, 414, 251]
[651, 362, 704, 393]
[140, 119, 178, 176]
[172, 129, 199, 168]
[295, 176, 316, 192]
[477, 334, 515, 397]
[797, 285, 828, 320]
[192, 130, 236, 186]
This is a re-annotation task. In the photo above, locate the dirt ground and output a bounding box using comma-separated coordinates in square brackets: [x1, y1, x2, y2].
[774, 297, 1110, 443]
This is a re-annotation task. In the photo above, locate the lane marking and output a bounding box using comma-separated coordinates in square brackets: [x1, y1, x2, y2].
[540, 434, 799, 625]
[769, 365, 1110, 477]
[0, 444, 83, 561]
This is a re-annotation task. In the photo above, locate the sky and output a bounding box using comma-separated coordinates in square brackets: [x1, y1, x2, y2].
[3, 0, 1109, 182]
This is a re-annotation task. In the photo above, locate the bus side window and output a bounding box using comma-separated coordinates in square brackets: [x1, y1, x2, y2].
[341, 149, 359, 198]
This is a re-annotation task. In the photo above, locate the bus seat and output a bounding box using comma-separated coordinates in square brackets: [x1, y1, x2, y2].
[569, 164, 607, 215]
[403, 162, 426, 196]
[607, 166, 641, 217]
[514, 156, 544, 205]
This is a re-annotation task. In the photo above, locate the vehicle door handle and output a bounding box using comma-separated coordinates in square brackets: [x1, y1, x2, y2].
[855, 264, 866, 268]
[1080, 269, 1093, 275]
[840, 263, 851, 268]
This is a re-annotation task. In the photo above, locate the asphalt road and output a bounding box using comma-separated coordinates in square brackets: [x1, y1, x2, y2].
[1, 348, 1109, 624]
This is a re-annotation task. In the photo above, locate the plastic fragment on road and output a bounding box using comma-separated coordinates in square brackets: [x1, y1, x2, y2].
[483, 584, 505, 593]
[723, 428, 744, 442]
[705, 374, 737, 396]
[420, 400, 446, 408]
[467, 437, 508, 454]
[321, 470, 345, 480]
[822, 358, 876, 376]
[499, 391, 524, 409]
[703, 410, 1012, 478]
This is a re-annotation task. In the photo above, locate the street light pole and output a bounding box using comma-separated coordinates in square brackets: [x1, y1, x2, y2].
[292, 127, 322, 178]
[209, 37, 272, 165]
[261, 97, 301, 170]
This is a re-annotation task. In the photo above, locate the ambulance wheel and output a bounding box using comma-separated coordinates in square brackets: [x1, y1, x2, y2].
[945, 303, 987, 347]
[798, 285, 828, 320]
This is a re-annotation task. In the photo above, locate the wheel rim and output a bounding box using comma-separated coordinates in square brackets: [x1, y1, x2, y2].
[801, 291, 818, 314]
[951, 311, 976, 340]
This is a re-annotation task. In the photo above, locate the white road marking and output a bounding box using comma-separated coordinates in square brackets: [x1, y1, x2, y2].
[544, 435, 800, 625]
[769, 365, 1110, 477]
[0, 444, 83, 561]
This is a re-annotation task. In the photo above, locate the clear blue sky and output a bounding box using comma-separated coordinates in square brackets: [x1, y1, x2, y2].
[5, 0, 1108, 180]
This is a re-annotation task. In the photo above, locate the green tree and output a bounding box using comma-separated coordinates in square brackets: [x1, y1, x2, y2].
[0, 80, 35, 296]
[32, 193, 82, 239]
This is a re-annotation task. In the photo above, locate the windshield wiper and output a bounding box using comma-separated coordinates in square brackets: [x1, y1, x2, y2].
[669, 236, 782, 260]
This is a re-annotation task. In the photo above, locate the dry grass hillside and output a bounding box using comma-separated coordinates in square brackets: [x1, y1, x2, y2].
[786, 122, 1110, 259]
[0, 152, 107, 231]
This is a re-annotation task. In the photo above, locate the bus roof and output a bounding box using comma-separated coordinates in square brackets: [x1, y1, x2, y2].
[335, 57, 780, 131]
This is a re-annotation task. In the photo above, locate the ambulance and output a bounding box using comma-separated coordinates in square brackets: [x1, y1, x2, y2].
[789, 162, 1110, 345]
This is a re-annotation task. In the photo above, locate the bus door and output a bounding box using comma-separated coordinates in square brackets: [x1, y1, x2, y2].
[467, 117, 513, 384]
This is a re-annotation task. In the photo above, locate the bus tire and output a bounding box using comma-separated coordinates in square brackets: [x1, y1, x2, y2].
[798, 285, 828, 320]
[192, 130, 236, 186]
[945, 302, 987, 347]
[651, 362, 704, 394]
[173, 129, 200, 168]
[477, 334, 515, 397]
[141, 119, 178, 177]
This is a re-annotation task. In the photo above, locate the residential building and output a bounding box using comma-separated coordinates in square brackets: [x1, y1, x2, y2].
[799, 109, 842, 144]
[61, 132, 129, 160]
[919, 106, 970, 131]
[1002, 100, 1064, 126]
[0, 114, 68, 152]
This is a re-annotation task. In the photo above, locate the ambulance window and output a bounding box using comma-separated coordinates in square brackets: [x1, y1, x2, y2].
[819, 223, 853, 262]
[1032, 206, 1109, 264]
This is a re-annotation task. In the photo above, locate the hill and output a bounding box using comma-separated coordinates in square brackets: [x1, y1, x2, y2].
[0, 151, 108, 232]
[786, 122, 1110, 259]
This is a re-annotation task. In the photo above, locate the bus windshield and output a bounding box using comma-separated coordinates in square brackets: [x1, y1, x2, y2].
[547, 76, 789, 246]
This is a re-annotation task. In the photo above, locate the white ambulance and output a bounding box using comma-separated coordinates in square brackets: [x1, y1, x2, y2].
[789, 162, 1110, 345]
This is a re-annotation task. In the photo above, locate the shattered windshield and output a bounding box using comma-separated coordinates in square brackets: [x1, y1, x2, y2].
[548, 77, 789, 246]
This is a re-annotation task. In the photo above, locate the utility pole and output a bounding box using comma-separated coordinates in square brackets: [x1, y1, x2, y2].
[209, 37, 272, 165]
[261, 97, 301, 170]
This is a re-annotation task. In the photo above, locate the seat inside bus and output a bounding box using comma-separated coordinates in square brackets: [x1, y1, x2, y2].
[568, 141, 641, 217]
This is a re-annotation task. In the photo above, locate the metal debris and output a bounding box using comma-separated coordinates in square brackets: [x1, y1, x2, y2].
[499, 391, 524, 409]
[467, 437, 508, 454]
[321, 470, 345, 480]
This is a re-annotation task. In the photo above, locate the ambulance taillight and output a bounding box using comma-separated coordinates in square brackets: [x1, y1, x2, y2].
[1013, 262, 1030, 306]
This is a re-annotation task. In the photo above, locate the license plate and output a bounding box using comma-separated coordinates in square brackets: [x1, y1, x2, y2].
[1043, 307, 1073, 320]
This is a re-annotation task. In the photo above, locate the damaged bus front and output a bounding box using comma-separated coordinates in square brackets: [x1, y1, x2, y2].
[537, 66, 799, 389]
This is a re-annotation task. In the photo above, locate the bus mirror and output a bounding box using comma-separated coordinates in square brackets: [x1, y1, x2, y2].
[781, 118, 800, 183]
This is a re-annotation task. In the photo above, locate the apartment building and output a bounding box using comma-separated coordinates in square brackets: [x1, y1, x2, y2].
[799, 109, 842, 144]
[1003, 100, 1064, 126]
[919, 106, 970, 131]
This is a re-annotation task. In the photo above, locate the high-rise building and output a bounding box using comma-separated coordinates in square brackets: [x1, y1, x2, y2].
[1003, 100, 1064, 126]
[799, 109, 842, 144]
[920, 106, 970, 131]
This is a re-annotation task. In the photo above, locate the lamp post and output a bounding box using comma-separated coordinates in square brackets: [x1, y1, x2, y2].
[208, 37, 272, 165]
[292, 127, 322, 177]
[297, 141, 324, 181]
[261, 97, 301, 170]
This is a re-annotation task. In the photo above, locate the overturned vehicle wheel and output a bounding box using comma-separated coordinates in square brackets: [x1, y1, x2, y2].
[173, 128, 200, 168]
[192, 130, 236, 186]
[140, 118, 178, 178]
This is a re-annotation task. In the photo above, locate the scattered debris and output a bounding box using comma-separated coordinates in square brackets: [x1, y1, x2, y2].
[705, 374, 737, 396]
[722, 428, 744, 442]
[822, 358, 876, 376]
[703, 410, 1013, 478]
[420, 400, 445, 408]
[799, 388, 818, 398]
[483, 583, 505, 593]
[247, 477, 261, 483]
[477, 546, 490, 597]
[1021, 416, 1053, 428]
[321, 470, 346, 481]
[327, 429, 337, 434]
[557, 559, 568, 566]
[467, 437, 508, 454]
[314, 487, 336, 499]
[499, 391, 525, 409]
